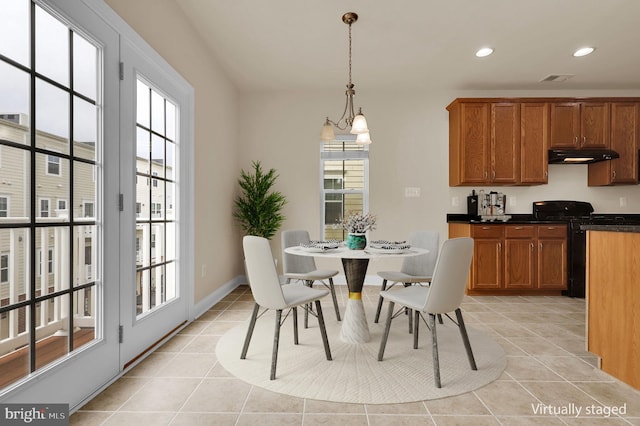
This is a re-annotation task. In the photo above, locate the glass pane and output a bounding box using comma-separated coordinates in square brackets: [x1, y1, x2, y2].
[35, 153, 68, 222]
[0, 62, 30, 141]
[34, 294, 72, 371]
[166, 222, 175, 261]
[0, 0, 30, 66]
[35, 6, 69, 86]
[135, 269, 148, 315]
[35, 227, 69, 291]
[165, 262, 176, 300]
[151, 134, 164, 172]
[151, 223, 164, 265]
[0, 306, 30, 388]
[152, 182, 164, 220]
[136, 184, 150, 220]
[165, 101, 176, 141]
[73, 96, 97, 160]
[72, 33, 97, 100]
[136, 224, 150, 268]
[165, 182, 175, 220]
[166, 141, 175, 180]
[151, 90, 164, 134]
[73, 225, 96, 287]
[36, 78, 69, 149]
[136, 80, 149, 128]
[73, 161, 96, 221]
[0, 146, 30, 219]
[136, 127, 150, 173]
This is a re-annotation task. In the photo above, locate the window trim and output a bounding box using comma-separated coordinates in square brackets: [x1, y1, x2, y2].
[39, 197, 51, 218]
[0, 195, 8, 217]
[46, 154, 62, 176]
[0, 252, 9, 284]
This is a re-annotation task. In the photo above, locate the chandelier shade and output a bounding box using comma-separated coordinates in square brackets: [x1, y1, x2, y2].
[320, 12, 372, 143]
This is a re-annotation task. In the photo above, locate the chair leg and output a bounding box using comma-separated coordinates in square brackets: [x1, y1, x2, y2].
[413, 310, 420, 349]
[374, 279, 388, 323]
[455, 308, 477, 371]
[429, 313, 441, 388]
[293, 306, 299, 345]
[437, 314, 444, 324]
[328, 278, 341, 321]
[304, 280, 313, 329]
[270, 309, 283, 380]
[240, 303, 260, 359]
[377, 301, 395, 361]
[314, 300, 332, 361]
[408, 308, 413, 334]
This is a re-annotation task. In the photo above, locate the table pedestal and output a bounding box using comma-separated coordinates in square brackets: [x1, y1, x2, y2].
[340, 258, 370, 343]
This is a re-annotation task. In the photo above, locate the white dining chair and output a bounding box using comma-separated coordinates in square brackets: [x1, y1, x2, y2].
[373, 230, 439, 324]
[282, 229, 341, 325]
[377, 237, 476, 388]
[241, 236, 332, 380]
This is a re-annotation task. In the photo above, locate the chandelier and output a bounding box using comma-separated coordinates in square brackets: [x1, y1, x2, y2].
[320, 12, 371, 144]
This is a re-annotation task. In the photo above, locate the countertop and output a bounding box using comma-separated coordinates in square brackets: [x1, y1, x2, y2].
[447, 214, 566, 225]
[581, 224, 640, 233]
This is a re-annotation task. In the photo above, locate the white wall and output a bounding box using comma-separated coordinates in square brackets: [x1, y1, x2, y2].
[240, 88, 640, 274]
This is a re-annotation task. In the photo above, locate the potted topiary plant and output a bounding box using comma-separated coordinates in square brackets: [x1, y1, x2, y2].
[233, 160, 287, 240]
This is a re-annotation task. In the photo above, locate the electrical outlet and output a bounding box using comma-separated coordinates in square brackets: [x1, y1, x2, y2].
[510, 196, 517, 207]
[404, 187, 421, 197]
[451, 196, 460, 206]
[620, 197, 627, 207]
[201, 264, 207, 277]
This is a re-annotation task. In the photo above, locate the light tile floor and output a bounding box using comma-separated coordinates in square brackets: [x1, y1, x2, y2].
[72, 285, 640, 425]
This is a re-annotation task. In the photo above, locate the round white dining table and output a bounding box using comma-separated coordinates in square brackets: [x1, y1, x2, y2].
[283, 245, 429, 344]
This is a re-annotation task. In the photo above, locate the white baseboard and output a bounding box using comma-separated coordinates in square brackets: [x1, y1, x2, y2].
[192, 276, 245, 319]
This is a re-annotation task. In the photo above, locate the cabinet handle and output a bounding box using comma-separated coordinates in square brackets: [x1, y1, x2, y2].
[613, 170, 617, 179]
[539, 242, 543, 251]
[498, 243, 501, 252]
[531, 242, 534, 252]
[574, 136, 578, 144]
[515, 226, 524, 230]
[482, 226, 491, 230]
[583, 136, 587, 145]
[492, 170, 496, 181]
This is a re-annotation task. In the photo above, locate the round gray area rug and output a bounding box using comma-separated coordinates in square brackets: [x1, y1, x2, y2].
[216, 306, 506, 404]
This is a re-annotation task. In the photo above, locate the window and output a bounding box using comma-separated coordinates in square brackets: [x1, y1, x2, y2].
[152, 171, 158, 187]
[151, 202, 161, 217]
[0, 253, 8, 283]
[0, 196, 8, 217]
[136, 202, 141, 218]
[57, 199, 67, 211]
[37, 248, 54, 276]
[83, 202, 94, 218]
[320, 137, 369, 240]
[40, 198, 50, 218]
[47, 155, 61, 175]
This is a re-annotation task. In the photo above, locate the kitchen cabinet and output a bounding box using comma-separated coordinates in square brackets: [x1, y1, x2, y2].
[588, 102, 639, 186]
[550, 101, 610, 149]
[448, 223, 567, 294]
[519, 103, 549, 184]
[448, 101, 519, 185]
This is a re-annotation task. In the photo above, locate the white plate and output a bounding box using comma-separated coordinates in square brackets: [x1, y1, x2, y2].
[298, 246, 338, 253]
[365, 247, 409, 254]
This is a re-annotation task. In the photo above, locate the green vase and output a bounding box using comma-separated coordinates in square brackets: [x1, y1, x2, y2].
[346, 233, 367, 250]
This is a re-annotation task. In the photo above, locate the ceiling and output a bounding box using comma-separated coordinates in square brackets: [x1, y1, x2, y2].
[174, 0, 640, 92]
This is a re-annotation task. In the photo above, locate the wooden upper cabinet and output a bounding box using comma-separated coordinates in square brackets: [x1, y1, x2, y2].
[550, 101, 610, 149]
[491, 103, 520, 184]
[449, 102, 490, 185]
[520, 103, 549, 184]
[448, 100, 519, 186]
[588, 102, 639, 186]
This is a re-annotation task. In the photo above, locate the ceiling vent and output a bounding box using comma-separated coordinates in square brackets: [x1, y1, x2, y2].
[540, 74, 575, 82]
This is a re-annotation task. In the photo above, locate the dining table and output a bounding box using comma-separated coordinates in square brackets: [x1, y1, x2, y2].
[283, 245, 429, 344]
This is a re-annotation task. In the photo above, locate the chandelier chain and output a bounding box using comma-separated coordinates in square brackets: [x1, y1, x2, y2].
[348, 22, 352, 87]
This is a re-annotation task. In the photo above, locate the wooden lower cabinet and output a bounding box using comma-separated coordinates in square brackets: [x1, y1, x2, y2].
[449, 222, 567, 295]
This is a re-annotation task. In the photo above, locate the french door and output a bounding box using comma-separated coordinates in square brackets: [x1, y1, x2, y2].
[118, 39, 192, 366]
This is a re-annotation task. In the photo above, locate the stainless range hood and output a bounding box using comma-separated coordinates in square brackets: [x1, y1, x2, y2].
[548, 149, 620, 164]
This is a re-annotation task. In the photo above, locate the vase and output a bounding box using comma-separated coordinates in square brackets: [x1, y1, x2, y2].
[346, 233, 367, 250]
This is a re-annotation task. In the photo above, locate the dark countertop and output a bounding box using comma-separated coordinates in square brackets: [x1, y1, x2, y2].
[581, 224, 640, 233]
[447, 214, 566, 225]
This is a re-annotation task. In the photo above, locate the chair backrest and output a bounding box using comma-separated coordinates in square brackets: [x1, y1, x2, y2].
[423, 237, 474, 314]
[401, 230, 439, 277]
[243, 235, 287, 309]
[281, 229, 317, 274]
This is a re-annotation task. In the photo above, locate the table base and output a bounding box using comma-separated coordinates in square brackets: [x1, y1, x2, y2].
[340, 298, 371, 343]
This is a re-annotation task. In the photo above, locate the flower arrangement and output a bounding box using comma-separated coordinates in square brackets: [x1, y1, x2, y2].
[337, 211, 377, 234]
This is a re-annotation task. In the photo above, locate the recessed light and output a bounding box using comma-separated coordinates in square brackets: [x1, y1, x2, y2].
[573, 47, 595, 57]
[475, 47, 494, 58]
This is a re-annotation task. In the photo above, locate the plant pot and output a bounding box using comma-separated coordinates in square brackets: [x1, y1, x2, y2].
[346, 233, 367, 250]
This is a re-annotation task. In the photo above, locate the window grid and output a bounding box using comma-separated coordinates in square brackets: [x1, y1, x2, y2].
[0, 2, 100, 379]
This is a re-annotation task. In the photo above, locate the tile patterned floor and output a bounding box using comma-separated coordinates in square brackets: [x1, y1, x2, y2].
[71, 285, 640, 425]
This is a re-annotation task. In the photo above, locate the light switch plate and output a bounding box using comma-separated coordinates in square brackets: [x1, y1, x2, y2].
[405, 187, 421, 197]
